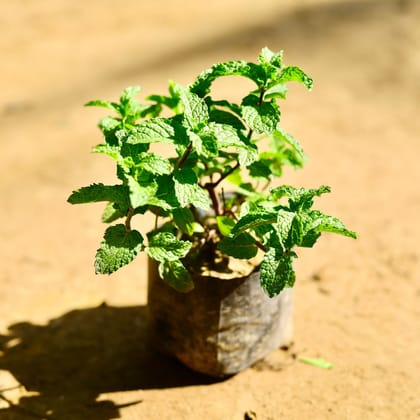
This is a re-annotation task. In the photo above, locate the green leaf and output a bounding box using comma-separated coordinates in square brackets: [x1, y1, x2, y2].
[95, 224, 143, 274]
[101, 202, 127, 223]
[126, 118, 176, 145]
[126, 176, 158, 208]
[173, 208, 203, 236]
[125, 174, 177, 211]
[190, 61, 267, 97]
[218, 233, 258, 259]
[260, 248, 296, 297]
[288, 213, 304, 248]
[238, 144, 259, 166]
[146, 232, 191, 262]
[298, 357, 333, 369]
[137, 103, 162, 119]
[274, 209, 296, 249]
[189, 130, 218, 158]
[98, 116, 121, 131]
[205, 122, 243, 148]
[207, 98, 243, 118]
[307, 211, 357, 239]
[146, 93, 178, 111]
[173, 168, 211, 209]
[271, 185, 331, 210]
[258, 47, 283, 69]
[231, 211, 277, 237]
[241, 95, 280, 134]
[152, 175, 180, 210]
[208, 109, 245, 130]
[272, 127, 306, 165]
[67, 183, 129, 206]
[174, 84, 209, 130]
[91, 143, 121, 160]
[226, 170, 243, 186]
[98, 116, 122, 146]
[84, 99, 120, 113]
[158, 260, 194, 292]
[120, 142, 150, 159]
[120, 86, 141, 103]
[205, 122, 258, 166]
[247, 161, 272, 180]
[137, 153, 172, 175]
[300, 230, 321, 248]
[216, 215, 236, 236]
[146, 81, 181, 112]
[275, 66, 313, 90]
[119, 86, 142, 117]
[264, 84, 289, 100]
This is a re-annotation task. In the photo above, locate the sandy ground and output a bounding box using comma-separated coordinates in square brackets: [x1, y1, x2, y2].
[1, 0, 419, 419]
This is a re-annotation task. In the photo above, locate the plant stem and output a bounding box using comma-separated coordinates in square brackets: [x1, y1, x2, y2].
[195, 87, 266, 217]
[205, 182, 222, 216]
[214, 162, 240, 188]
[177, 141, 193, 168]
[254, 240, 267, 253]
[125, 207, 135, 231]
[258, 88, 265, 106]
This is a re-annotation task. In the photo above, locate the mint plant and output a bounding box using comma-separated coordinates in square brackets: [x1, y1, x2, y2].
[68, 48, 356, 297]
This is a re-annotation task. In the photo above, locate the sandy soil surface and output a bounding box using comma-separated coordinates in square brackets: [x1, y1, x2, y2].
[1, 0, 419, 418]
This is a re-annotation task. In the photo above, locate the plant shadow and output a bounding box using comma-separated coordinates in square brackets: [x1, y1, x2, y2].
[0, 304, 218, 419]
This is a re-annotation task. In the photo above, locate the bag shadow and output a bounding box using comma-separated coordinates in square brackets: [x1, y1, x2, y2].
[0, 303, 219, 419]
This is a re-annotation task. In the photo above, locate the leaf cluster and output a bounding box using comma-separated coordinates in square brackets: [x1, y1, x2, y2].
[68, 48, 356, 297]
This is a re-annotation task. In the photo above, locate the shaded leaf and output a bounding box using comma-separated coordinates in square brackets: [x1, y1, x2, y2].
[146, 232, 191, 262]
[173, 208, 203, 235]
[216, 215, 236, 236]
[190, 61, 267, 97]
[208, 109, 245, 130]
[158, 260, 194, 292]
[190, 130, 218, 158]
[68, 183, 129, 207]
[260, 248, 296, 297]
[98, 116, 122, 146]
[274, 209, 296, 249]
[288, 213, 304, 248]
[95, 224, 143, 274]
[231, 211, 277, 237]
[101, 202, 127, 223]
[247, 160, 272, 180]
[217, 233, 258, 259]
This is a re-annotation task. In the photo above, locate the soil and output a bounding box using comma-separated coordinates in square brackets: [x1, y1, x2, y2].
[1, 0, 419, 419]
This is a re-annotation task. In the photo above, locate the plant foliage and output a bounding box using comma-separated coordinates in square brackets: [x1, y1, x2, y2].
[68, 48, 356, 296]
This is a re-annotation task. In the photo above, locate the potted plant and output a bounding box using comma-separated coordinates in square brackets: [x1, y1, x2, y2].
[68, 48, 356, 377]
